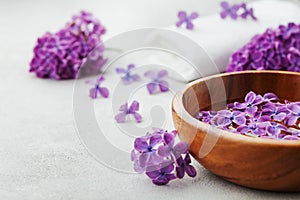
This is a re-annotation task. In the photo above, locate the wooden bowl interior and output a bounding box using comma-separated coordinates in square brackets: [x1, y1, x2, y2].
[183, 71, 300, 116]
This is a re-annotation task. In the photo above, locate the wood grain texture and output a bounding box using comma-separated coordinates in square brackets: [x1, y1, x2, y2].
[172, 71, 300, 192]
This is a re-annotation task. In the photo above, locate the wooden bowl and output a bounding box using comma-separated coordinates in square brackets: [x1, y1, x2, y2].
[172, 70, 300, 192]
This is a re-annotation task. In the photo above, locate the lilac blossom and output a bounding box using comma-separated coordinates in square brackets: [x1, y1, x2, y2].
[285, 104, 300, 126]
[196, 111, 217, 123]
[86, 75, 109, 99]
[220, 1, 240, 20]
[233, 91, 263, 115]
[196, 91, 300, 141]
[30, 11, 106, 80]
[146, 163, 176, 185]
[266, 122, 289, 138]
[240, 3, 257, 20]
[176, 153, 197, 178]
[115, 64, 141, 84]
[262, 103, 287, 122]
[144, 70, 169, 94]
[176, 11, 199, 30]
[237, 121, 267, 137]
[175, 154, 197, 179]
[226, 23, 300, 72]
[115, 100, 142, 123]
[214, 110, 246, 127]
[157, 133, 188, 159]
[133, 135, 162, 170]
[131, 129, 197, 185]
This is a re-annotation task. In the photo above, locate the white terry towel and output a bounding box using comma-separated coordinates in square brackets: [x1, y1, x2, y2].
[104, 0, 300, 82]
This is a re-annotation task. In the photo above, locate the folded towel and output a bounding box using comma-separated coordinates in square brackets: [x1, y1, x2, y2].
[104, 0, 300, 82]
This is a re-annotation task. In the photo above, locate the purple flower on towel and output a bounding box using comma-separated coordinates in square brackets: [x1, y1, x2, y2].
[176, 11, 199, 30]
[220, 1, 240, 20]
[116, 64, 141, 84]
[144, 70, 169, 94]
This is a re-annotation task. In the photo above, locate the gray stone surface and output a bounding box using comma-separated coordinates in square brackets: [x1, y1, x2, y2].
[0, 0, 300, 199]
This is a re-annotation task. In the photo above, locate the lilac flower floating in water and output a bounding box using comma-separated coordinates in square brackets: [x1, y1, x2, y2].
[214, 110, 246, 128]
[196, 91, 300, 141]
[131, 129, 197, 185]
[115, 100, 142, 123]
[226, 23, 300, 72]
[144, 70, 169, 94]
[176, 11, 199, 30]
[86, 75, 109, 99]
[115, 64, 141, 84]
[30, 11, 106, 80]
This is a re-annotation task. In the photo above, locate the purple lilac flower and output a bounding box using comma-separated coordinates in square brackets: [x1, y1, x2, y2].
[133, 135, 162, 170]
[30, 11, 106, 80]
[175, 154, 197, 179]
[144, 70, 169, 94]
[226, 23, 300, 72]
[176, 11, 199, 30]
[220, 1, 240, 20]
[263, 92, 279, 102]
[237, 121, 267, 136]
[287, 48, 300, 72]
[196, 91, 300, 141]
[240, 3, 257, 20]
[86, 75, 109, 99]
[214, 110, 246, 127]
[285, 103, 300, 126]
[279, 22, 300, 40]
[131, 129, 197, 185]
[115, 100, 142, 123]
[196, 111, 217, 123]
[233, 91, 263, 115]
[115, 64, 141, 84]
[266, 122, 289, 139]
[146, 163, 176, 185]
[281, 135, 300, 141]
[157, 133, 188, 159]
[262, 103, 287, 122]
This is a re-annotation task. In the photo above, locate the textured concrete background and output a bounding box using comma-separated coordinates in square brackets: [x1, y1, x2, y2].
[0, 0, 300, 199]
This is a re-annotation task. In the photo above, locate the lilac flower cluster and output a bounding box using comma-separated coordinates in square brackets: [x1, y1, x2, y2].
[196, 91, 300, 141]
[30, 11, 106, 80]
[131, 129, 197, 185]
[220, 1, 256, 20]
[226, 23, 300, 72]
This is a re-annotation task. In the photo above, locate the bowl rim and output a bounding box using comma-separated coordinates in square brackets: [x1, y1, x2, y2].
[172, 70, 300, 146]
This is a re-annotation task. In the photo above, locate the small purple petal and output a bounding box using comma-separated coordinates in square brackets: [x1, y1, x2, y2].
[173, 142, 188, 155]
[157, 146, 171, 157]
[185, 165, 197, 177]
[129, 100, 139, 113]
[116, 68, 126, 74]
[158, 80, 169, 92]
[147, 82, 157, 94]
[176, 166, 185, 179]
[99, 87, 109, 98]
[89, 88, 97, 99]
[132, 112, 142, 123]
[134, 138, 148, 152]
